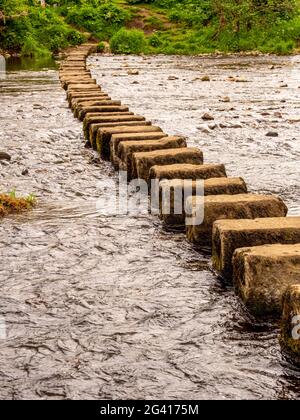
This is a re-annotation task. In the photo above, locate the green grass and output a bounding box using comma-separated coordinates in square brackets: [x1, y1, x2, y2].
[1, 0, 300, 56]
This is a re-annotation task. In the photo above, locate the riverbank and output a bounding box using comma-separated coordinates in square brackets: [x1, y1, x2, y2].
[1, 1, 300, 57]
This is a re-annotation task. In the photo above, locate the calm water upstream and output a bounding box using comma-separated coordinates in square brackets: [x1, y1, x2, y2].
[0, 54, 299, 400]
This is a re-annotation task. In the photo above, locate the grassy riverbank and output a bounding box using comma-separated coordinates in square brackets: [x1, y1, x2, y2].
[1, 0, 300, 56]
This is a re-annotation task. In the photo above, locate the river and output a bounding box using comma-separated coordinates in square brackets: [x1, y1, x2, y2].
[0, 54, 299, 400]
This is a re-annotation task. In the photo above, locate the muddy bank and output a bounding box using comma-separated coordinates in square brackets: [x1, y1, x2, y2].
[0, 56, 299, 400]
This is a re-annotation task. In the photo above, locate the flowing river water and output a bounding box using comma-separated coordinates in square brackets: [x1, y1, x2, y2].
[0, 53, 299, 400]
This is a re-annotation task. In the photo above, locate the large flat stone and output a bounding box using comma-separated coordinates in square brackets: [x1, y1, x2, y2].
[61, 76, 94, 83]
[62, 79, 96, 90]
[71, 95, 111, 109]
[78, 105, 129, 121]
[133, 148, 204, 182]
[83, 115, 146, 140]
[233, 244, 300, 316]
[280, 284, 300, 365]
[110, 132, 168, 167]
[73, 99, 119, 112]
[95, 125, 159, 158]
[118, 136, 187, 178]
[67, 84, 102, 92]
[160, 177, 247, 227]
[94, 121, 151, 147]
[149, 163, 226, 182]
[212, 216, 300, 278]
[67, 89, 107, 103]
[68, 89, 102, 97]
[186, 194, 288, 246]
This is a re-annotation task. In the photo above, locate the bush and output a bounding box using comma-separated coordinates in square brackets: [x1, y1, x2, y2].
[148, 33, 163, 47]
[110, 28, 147, 54]
[97, 41, 106, 52]
[65, 2, 130, 39]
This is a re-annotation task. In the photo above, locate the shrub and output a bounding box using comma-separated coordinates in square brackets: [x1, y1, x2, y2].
[65, 2, 130, 39]
[97, 41, 106, 52]
[110, 28, 147, 54]
[148, 33, 163, 47]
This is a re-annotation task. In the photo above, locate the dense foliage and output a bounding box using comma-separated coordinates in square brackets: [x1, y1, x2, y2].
[0, 0, 86, 56]
[1, 0, 300, 56]
[131, 0, 300, 54]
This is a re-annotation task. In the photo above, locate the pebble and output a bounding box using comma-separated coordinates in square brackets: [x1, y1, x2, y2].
[201, 112, 214, 121]
[127, 69, 139, 76]
[0, 151, 11, 161]
[219, 96, 230, 103]
[266, 131, 279, 137]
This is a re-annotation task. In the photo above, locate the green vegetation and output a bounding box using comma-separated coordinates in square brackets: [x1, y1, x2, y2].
[1, 0, 300, 56]
[149, 0, 300, 54]
[110, 28, 147, 53]
[0, 190, 36, 218]
[0, 0, 86, 56]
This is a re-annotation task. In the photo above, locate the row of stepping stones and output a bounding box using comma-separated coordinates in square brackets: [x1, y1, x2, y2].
[59, 43, 300, 366]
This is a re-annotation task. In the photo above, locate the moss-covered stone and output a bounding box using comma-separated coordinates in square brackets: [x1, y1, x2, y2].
[110, 132, 168, 167]
[83, 115, 146, 142]
[95, 125, 160, 158]
[281, 284, 300, 365]
[186, 194, 288, 246]
[149, 163, 226, 182]
[212, 216, 300, 279]
[78, 105, 129, 121]
[160, 177, 247, 227]
[133, 148, 204, 182]
[233, 244, 300, 316]
[118, 136, 187, 178]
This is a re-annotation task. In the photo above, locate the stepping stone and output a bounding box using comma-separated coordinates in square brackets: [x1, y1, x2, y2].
[61, 63, 87, 68]
[186, 194, 288, 246]
[78, 105, 129, 121]
[133, 148, 204, 182]
[67, 90, 102, 101]
[84, 114, 135, 136]
[71, 96, 111, 109]
[60, 75, 92, 82]
[110, 132, 168, 166]
[83, 115, 146, 140]
[62, 79, 96, 90]
[95, 125, 159, 157]
[150, 163, 226, 182]
[69, 94, 110, 106]
[159, 177, 247, 227]
[60, 71, 91, 79]
[74, 100, 123, 117]
[118, 136, 187, 178]
[74, 98, 118, 111]
[281, 284, 300, 365]
[233, 244, 300, 316]
[67, 84, 101, 91]
[68, 89, 102, 97]
[212, 216, 300, 278]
